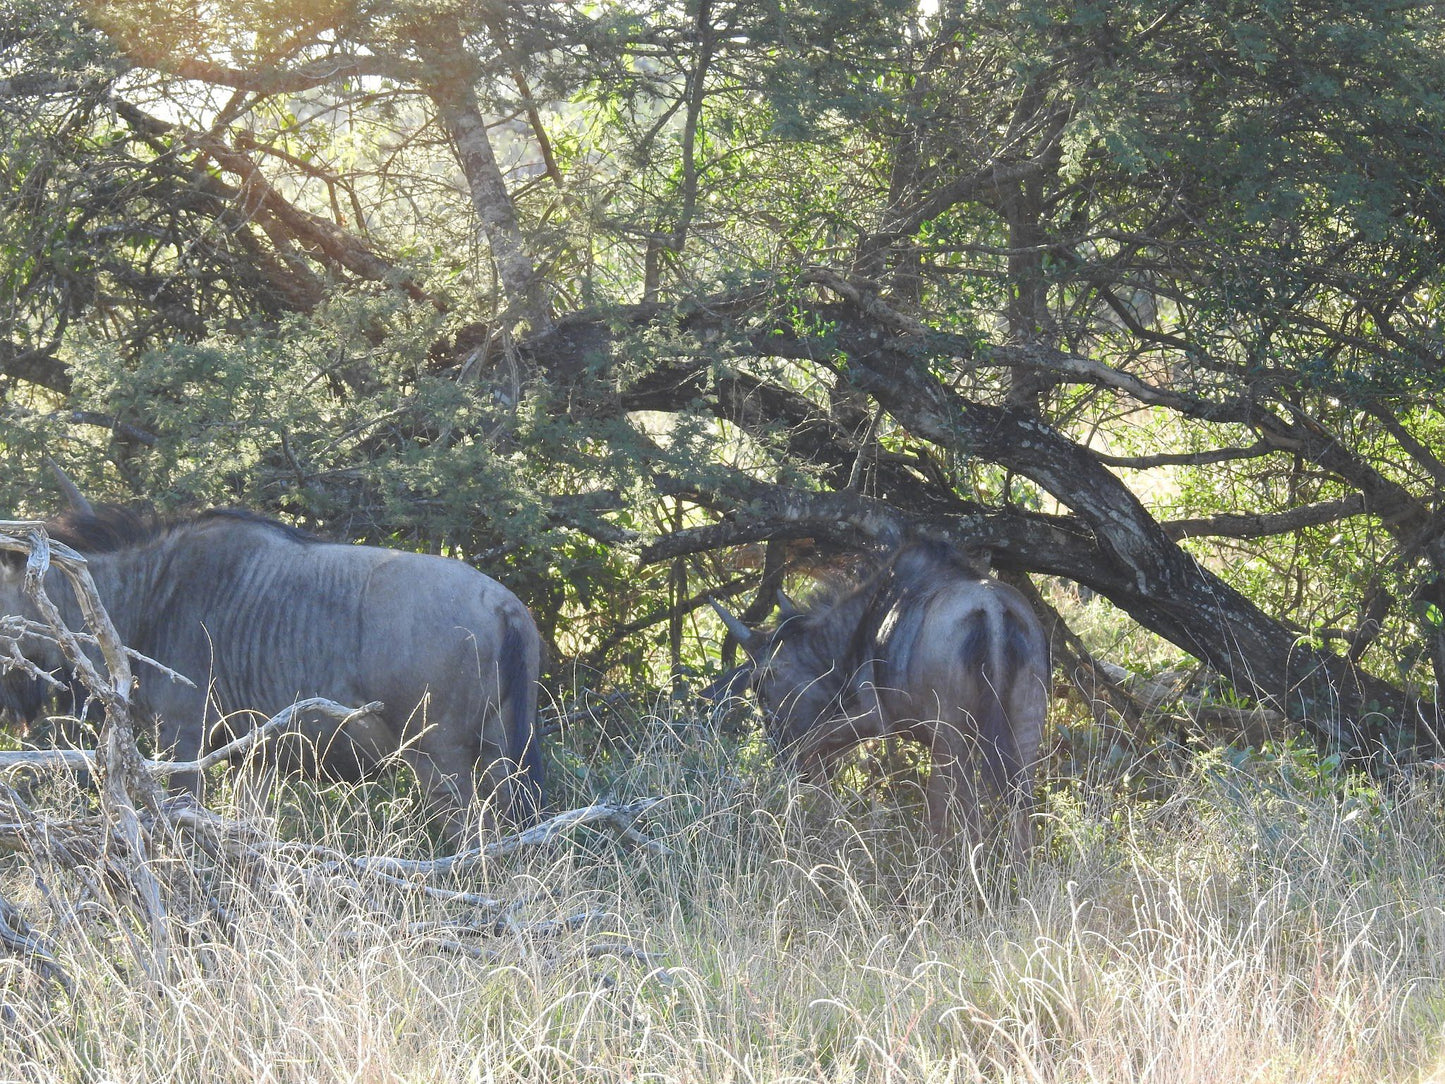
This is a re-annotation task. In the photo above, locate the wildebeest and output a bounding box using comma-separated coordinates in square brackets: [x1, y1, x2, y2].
[713, 541, 1049, 859]
[0, 503, 544, 843]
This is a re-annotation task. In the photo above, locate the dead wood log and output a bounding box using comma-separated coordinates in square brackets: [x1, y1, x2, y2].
[0, 698, 384, 780]
[3, 522, 172, 976]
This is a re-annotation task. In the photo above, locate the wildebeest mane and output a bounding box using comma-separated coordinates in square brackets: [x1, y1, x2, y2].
[193, 507, 321, 543]
[45, 504, 321, 554]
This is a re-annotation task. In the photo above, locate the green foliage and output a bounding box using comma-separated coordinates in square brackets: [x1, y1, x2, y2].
[4, 0, 1445, 714]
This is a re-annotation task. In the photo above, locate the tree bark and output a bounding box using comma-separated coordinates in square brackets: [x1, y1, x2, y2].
[426, 40, 551, 333]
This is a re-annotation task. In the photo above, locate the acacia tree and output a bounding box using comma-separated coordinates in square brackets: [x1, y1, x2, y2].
[2, 0, 1442, 750]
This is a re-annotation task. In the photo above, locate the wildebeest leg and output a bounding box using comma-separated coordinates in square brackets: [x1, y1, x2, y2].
[389, 686, 489, 848]
[224, 706, 323, 821]
[142, 676, 221, 801]
[232, 755, 280, 822]
[476, 736, 519, 825]
[1017, 679, 1048, 864]
[398, 744, 479, 850]
[999, 716, 1042, 865]
[156, 710, 205, 799]
[1005, 774, 1036, 866]
[316, 707, 397, 779]
[925, 724, 982, 851]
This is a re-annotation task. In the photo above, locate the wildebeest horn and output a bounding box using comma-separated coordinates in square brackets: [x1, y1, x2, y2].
[709, 598, 762, 653]
[45, 458, 93, 516]
[776, 592, 799, 621]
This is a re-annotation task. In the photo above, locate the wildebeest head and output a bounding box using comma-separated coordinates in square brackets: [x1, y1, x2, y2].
[713, 564, 892, 774]
[0, 500, 151, 726]
[0, 547, 68, 730]
[0, 543, 55, 686]
[0, 671, 49, 728]
[0, 461, 102, 679]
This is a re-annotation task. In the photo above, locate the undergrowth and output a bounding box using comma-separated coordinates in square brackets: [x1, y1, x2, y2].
[1, 697, 1444, 1083]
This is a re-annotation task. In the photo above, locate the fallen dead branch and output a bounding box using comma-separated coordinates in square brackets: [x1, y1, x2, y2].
[1094, 660, 1286, 747]
[0, 697, 386, 779]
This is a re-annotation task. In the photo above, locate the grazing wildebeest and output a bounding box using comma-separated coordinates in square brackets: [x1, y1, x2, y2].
[713, 541, 1049, 859]
[0, 503, 544, 843]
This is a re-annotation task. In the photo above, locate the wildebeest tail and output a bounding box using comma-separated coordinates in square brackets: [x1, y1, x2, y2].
[963, 611, 1030, 797]
[500, 616, 544, 822]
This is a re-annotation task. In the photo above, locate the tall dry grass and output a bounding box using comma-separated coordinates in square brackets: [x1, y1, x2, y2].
[2, 704, 1444, 1083]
